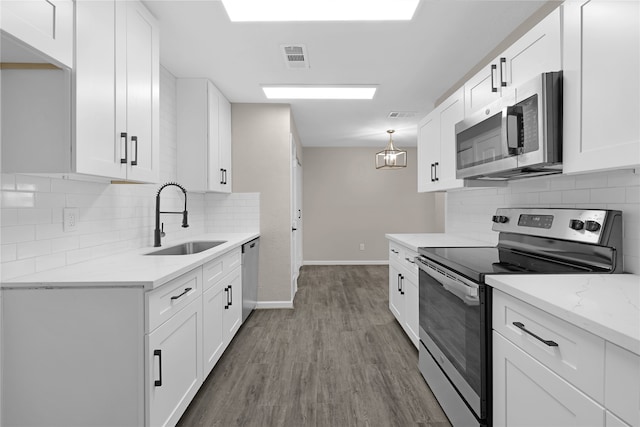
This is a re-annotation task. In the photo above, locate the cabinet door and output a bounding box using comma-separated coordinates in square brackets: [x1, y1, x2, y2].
[147, 297, 203, 427]
[464, 63, 502, 117]
[0, 0, 73, 67]
[124, 0, 160, 183]
[207, 82, 223, 192]
[563, 0, 640, 174]
[417, 113, 439, 192]
[218, 93, 233, 193]
[75, 0, 125, 179]
[177, 79, 209, 191]
[402, 272, 419, 349]
[203, 282, 226, 376]
[501, 8, 561, 89]
[388, 264, 403, 322]
[436, 89, 465, 189]
[223, 269, 243, 342]
[493, 332, 605, 427]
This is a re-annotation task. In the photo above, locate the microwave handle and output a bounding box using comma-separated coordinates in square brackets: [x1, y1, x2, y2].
[502, 106, 524, 156]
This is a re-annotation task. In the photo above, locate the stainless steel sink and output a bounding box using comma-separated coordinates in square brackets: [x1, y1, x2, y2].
[145, 240, 227, 256]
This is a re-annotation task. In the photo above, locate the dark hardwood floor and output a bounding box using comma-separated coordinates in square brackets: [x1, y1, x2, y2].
[177, 265, 451, 427]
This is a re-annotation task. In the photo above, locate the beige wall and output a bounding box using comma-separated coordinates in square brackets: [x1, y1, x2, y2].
[232, 103, 292, 303]
[303, 147, 444, 262]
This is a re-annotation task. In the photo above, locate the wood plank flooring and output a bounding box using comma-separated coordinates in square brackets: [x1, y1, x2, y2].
[177, 265, 451, 427]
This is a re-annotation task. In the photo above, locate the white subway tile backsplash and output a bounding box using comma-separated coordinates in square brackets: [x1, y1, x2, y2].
[35, 253, 67, 272]
[18, 208, 53, 225]
[15, 175, 51, 192]
[35, 192, 66, 208]
[1, 174, 16, 190]
[1, 244, 17, 262]
[17, 240, 52, 259]
[2, 192, 35, 208]
[561, 188, 591, 204]
[2, 225, 36, 244]
[1, 209, 18, 227]
[590, 187, 627, 204]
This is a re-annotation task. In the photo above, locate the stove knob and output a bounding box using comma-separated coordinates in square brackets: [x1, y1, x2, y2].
[492, 215, 509, 224]
[585, 220, 601, 232]
[569, 219, 584, 230]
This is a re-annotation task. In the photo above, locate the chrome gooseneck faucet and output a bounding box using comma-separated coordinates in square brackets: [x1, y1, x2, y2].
[154, 182, 189, 247]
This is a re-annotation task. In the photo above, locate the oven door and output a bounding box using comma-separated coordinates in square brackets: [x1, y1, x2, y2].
[417, 256, 489, 420]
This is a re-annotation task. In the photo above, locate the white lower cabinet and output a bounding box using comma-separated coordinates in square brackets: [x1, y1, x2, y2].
[493, 289, 640, 427]
[493, 331, 604, 427]
[202, 249, 242, 376]
[1, 246, 248, 427]
[147, 296, 203, 427]
[387, 241, 419, 348]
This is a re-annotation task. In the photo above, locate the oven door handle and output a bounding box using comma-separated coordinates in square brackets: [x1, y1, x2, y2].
[421, 260, 480, 306]
[441, 280, 480, 306]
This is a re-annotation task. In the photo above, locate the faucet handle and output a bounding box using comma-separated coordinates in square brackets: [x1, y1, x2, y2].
[161, 223, 166, 237]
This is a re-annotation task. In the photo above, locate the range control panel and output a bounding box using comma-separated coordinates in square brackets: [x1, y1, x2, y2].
[491, 208, 620, 244]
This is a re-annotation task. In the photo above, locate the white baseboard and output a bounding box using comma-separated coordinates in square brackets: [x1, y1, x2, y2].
[256, 300, 294, 309]
[303, 260, 389, 266]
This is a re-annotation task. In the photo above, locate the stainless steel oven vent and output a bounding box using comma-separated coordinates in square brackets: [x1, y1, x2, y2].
[281, 44, 309, 69]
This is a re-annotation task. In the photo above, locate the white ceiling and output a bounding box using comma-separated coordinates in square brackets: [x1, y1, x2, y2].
[143, 0, 549, 148]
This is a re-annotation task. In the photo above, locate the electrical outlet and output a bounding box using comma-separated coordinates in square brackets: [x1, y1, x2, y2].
[359, 243, 365, 251]
[63, 208, 79, 232]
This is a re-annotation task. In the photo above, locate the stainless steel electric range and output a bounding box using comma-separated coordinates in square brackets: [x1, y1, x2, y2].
[416, 208, 623, 427]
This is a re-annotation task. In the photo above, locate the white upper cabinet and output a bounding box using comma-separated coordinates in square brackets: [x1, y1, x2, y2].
[76, 0, 160, 182]
[0, 0, 73, 68]
[464, 7, 561, 117]
[177, 79, 233, 193]
[1, 0, 160, 182]
[562, 0, 640, 174]
[417, 88, 465, 192]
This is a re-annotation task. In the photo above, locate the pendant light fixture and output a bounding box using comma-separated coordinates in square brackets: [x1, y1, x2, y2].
[375, 130, 407, 169]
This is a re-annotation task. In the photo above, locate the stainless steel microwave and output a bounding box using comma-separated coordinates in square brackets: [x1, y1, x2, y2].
[455, 71, 562, 180]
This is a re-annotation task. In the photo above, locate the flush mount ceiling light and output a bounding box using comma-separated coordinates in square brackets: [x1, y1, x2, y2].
[221, 0, 419, 22]
[376, 130, 407, 169]
[262, 86, 377, 100]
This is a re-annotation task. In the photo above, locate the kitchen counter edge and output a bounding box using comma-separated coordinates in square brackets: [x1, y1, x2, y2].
[1, 232, 260, 291]
[385, 233, 490, 251]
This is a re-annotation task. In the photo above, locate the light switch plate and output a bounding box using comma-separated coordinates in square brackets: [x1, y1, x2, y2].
[63, 208, 79, 232]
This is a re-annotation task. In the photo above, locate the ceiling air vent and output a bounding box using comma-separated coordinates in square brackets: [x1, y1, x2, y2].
[388, 111, 416, 119]
[281, 44, 309, 69]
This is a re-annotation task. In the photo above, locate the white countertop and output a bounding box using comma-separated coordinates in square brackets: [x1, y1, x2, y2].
[1, 232, 259, 290]
[487, 274, 640, 356]
[385, 233, 490, 251]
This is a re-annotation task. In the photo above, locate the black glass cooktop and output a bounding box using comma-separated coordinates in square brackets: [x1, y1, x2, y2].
[418, 246, 599, 283]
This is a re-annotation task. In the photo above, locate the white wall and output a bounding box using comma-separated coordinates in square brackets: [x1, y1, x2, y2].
[0, 67, 259, 282]
[446, 168, 640, 274]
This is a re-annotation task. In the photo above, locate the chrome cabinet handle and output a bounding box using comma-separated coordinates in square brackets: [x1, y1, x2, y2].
[500, 57, 507, 87]
[512, 322, 559, 347]
[434, 162, 439, 181]
[131, 136, 138, 166]
[491, 64, 498, 92]
[405, 257, 415, 264]
[224, 287, 229, 309]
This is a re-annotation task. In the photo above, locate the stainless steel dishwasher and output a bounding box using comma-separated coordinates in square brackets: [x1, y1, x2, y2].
[241, 238, 259, 322]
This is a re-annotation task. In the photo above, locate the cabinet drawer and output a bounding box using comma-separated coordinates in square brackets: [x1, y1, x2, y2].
[605, 342, 640, 427]
[203, 248, 241, 292]
[493, 289, 605, 403]
[147, 268, 203, 332]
